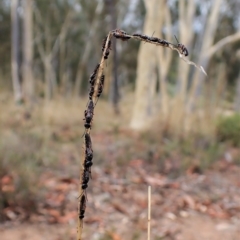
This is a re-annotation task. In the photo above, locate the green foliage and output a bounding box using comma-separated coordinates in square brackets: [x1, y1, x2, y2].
[216, 114, 240, 146]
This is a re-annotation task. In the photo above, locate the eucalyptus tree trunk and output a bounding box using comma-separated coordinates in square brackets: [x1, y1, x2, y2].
[109, 0, 120, 114]
[171, 0, 196, 133]
[177, 0, 196, 104]
[187, 0, 223, 112]
[235, 51, 240, 112]
[34, 6, 72, 100]
[74, 2, 103, 97]
[130, 0, 162, 129]
[23, 0, 34, 103]
[11, 0, 23, 103]
[156, 2, 172, 118]
[235, 74, 240, 112]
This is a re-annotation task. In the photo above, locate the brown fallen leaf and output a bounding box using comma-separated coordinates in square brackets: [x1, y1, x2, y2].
[207, 205, 230, 219]
[1, 175, 13, 185]
[47, 209, 61, 219]
[2, 184, 15, 192]
[187, 164, 202, 175]
[59, 177, 77, 184]
[84, 216, 102, 224]
[182, 194, 196, 209]
[111, 201, 129, 215]
[129, 159, 144, 167]
[144, 176, 168, 187]
[4, 208, 17, 220]
[58, 211, 77, 223]
[106, 231, 122, 240]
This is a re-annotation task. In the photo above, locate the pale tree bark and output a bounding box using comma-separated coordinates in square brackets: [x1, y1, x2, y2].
[156, 1, 172, 117]
[57, 11, 73, 94]
[74, 1, 103, 97]
[130, 0, 162, 129]
[235, 73, 240, 112]
[23, 0, 34, 103]
[234, 50, 240, 112]
[187, 0, 223, 112]
[109, 0, 120, 114]
[170, 0, 196, 133]
[206, 31, 240, 58]
[11, 0, 23, 103]
[34, 7, 72, 100]
[177, 0, 196, 103]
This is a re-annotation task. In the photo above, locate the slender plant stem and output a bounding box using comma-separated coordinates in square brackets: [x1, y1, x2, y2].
[148, 185, 151, 240]
[77, 29, 206, 240]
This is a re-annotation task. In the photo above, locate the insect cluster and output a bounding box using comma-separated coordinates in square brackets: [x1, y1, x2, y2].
[78, 29, 197, 237]
[79, 34, 111, 228]
[132, 33, 188, 56]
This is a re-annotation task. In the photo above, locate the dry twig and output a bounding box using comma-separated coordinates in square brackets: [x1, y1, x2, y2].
[77, 29, 207, 240]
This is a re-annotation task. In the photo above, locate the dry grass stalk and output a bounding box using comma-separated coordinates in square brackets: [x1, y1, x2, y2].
[148, 186, 151, 240]
[77, 29, 206, 240]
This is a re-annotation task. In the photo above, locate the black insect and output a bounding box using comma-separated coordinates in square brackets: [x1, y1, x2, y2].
[84, 155, 93, 170]
[85, 145, 93, 164]
[84, 133, 93, 171]
[79, 194, 86, 222]
[104, 40, 111, 59]
[133, 33, 151, 41]
[113, 29, 131, 41]
[102, 36, 107, 52]
[157, 39, 169, 47]
[94, 74, 105, 106]
[83, 100, 94, 133]
[84, 100, 94, 125]
[174, 35, 188, 57]
[85, 133, 92, 150]
[97, 75, 105, 98]
[140, 34, 149, 40]
[89, 64, 100, 85]
[81, 169, 90, 190]
[89, 85, 95, 101]
[84, 151, 93, 179]
[132, 33, 143, 37]
[149, 37, 159, 43]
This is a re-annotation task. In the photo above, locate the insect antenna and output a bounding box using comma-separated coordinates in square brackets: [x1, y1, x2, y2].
[81, 130, 87, 138]
[174, 35, 179, 44]
[144, 31, 155, 44]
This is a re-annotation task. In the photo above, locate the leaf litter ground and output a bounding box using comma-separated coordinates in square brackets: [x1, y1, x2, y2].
[1, 128, 240, 240]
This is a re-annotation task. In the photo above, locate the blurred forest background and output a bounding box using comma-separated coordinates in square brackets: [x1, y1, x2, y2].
[1, 0, 240, 239]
